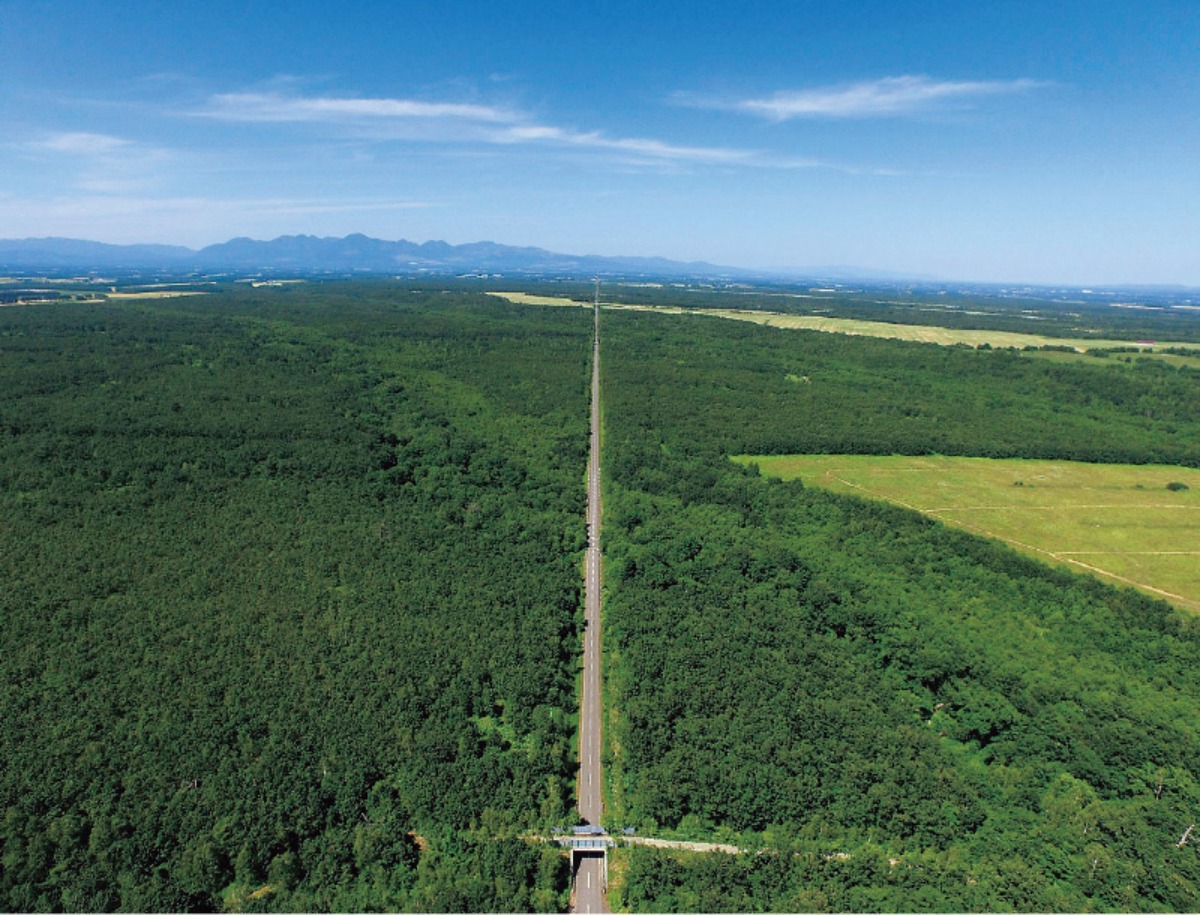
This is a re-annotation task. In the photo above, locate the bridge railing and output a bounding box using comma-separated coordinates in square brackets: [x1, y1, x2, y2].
[555, 836, 614, 850]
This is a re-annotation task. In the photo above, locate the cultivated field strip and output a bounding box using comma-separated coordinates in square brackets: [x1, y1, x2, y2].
[489, 291, 1200, 352]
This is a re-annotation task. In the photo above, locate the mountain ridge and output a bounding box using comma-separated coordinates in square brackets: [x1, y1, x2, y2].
[0, 233, 760, 278]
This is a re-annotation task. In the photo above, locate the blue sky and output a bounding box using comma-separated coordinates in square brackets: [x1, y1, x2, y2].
[2, 0, 1197, 284]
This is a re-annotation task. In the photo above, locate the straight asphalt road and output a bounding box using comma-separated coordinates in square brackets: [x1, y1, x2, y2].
[573, 299, 609, 914]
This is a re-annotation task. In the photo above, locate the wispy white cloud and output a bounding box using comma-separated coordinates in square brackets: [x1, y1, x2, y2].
[684, 75, 1046, 121]
[494, 124, 753, 165]
[32, 132, 136, 154]
[200, 92, 519, 124]
[194, 90, 765, 167]
[193, 90, 829, 170]
[183, 89, 906, 176]
[495, 128, 897, 173]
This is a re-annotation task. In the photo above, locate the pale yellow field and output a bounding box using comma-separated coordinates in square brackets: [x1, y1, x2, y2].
[489, 292, 1200, 352]
[702, 310, 1200, 352]
[105, 291, 210, 300]
[0, 296, 106, 306]
[737, 454, 1200, 611]
[488, 291, 589, 307]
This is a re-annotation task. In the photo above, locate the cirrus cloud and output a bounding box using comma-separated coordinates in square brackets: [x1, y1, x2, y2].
[200, 92, 520, 124]
[32, 132, 136, 154]
[494, 124, 754, 165]
[683, 75, 1047, 121]
[196, 90, 766, 167]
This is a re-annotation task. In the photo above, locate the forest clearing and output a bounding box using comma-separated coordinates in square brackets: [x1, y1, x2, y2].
[740, 454, 1200, 610]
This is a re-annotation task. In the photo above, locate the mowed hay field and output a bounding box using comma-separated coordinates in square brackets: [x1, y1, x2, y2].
[488, 291, 589, 307]
[704, 309, 1200, 352]
[738, 454, 1200, 611]
[105, 291, 210, 300]
[488, 292, 1200, 352]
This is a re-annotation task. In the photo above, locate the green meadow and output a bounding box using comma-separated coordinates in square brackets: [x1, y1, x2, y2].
[738, 454, 1200, 611]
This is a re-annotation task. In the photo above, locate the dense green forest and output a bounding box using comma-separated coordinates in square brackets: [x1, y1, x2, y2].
[605, 309, 1200, 466]
[601, 309, 1200, 911]
[7, 282, 1200, 912]
[0, 286, 590, 911]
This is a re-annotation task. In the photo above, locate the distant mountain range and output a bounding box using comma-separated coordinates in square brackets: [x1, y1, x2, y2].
[0, 233, 762, 279]
[4, 236, 1196, 294]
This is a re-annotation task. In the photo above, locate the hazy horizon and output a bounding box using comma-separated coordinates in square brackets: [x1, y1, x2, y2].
[7, 231, 1200, 291]
[2, 1, 1198, 286]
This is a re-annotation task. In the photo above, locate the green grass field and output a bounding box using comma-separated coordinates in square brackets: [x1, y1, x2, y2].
[736, 454, 1200, 611]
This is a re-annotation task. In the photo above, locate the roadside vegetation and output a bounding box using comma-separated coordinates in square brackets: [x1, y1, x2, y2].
[0, 286, 589, 911]
[601, 307, 1200, 911]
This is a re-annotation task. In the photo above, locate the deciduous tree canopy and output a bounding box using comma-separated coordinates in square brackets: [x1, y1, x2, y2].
[601, 309, 1200, 911]
[0, 286, 589, 911]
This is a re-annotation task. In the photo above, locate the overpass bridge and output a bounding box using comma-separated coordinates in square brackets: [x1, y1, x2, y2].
[557, 826, 616, 892]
